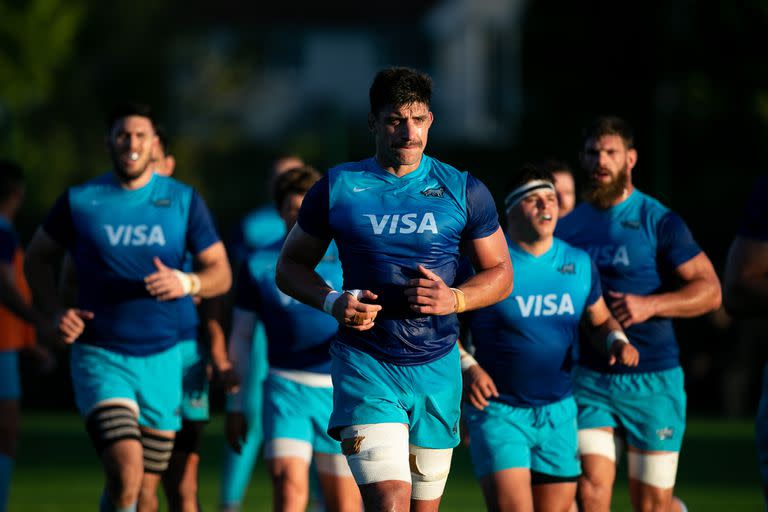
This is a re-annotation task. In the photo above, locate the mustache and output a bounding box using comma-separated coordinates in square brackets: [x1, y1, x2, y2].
[393, 141, 422, 148]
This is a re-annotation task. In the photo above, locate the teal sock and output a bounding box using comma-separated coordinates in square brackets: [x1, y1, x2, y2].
[0, 453, 13, 512]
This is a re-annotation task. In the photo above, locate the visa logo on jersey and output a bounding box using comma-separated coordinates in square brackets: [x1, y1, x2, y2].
[363, 213, 438, 235]
[516, 293, 575, 318]
[585, 245, 630, 267]
[104, 224, 166, 246]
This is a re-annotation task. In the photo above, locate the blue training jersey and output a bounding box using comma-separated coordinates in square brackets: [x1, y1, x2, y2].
[738, 176, 768, 240]
[555, 190, 701, 374]
[229, 205, 286, 265]
[469, 237, 601, 407]
[43, 172, 221, 355]
[298, 155, 499, 365]
[235, 239, 343, 373]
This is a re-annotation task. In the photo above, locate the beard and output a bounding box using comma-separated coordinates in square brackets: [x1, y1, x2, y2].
[583, 165, 629, 209]
[110, 148, 151, 183]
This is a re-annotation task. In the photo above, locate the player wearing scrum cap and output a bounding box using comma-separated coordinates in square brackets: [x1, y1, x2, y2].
[555, 116, 720, 512]
[275, 67, 513, 511]
[25, 103, 231, 512]
[461, 165, 638, 512]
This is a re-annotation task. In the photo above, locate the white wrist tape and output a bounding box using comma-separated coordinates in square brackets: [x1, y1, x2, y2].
[323, 291, 342, 315]
[459, 347, 478, 371]
[606, 330, 629, 353]
[172, 270, 200, 296]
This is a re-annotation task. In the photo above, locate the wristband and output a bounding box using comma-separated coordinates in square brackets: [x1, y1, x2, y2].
[459, 346, 478, 371]
[172, 270, 201, 296]
[606, 330, 629, 353]
[323, 291, 342, 315]
[450, 287, 466, 314]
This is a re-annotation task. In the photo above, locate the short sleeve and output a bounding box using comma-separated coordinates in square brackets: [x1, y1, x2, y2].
[297, 175, 332, 239]
[586, 258, 603, 306]
[656, 211, 701, 268]
[738, 176, 768, 240]
[463, 174, 499, 240]
[186, 190, 221, 255]
[42, 192, 76, 249]
[0, 227, 18, 264]
[234, 260, 262, 312]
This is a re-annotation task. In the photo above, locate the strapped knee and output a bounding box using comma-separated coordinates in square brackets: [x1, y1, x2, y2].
[339, 423, 410, 485]
[627, 451, 679, 489]
[409, 445, 452, 501]
[86, 404, 140, 454]
[142, 431, 175, 474]
[578, 429, 617, 462]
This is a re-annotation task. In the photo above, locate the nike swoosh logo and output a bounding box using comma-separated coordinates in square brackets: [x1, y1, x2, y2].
[353, 186, 372, 193]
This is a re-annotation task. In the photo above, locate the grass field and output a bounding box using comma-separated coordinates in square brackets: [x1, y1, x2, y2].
[8, 413, 763, 511]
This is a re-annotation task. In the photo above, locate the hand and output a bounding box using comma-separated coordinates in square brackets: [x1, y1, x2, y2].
[226, 412, 248, 454]
[56, 308, 94, 344]
[331, 290, 382, 331]
[462, 364, 499, 411]
[404, 264, 456, 315]
[214, 362, 241, 394]
[607, 291, 656, 328]
[609, 341, 640, 367]
[144, 257, 186, 301]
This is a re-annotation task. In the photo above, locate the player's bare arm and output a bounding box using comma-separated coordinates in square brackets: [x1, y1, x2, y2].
[607, 252, 721, 328]
[406, 226, 512, 315]
[458, 341, 498, 411]
[584, 296, 639, 367]
[276, 224, 382, 331]
[25, 228, 93, 343]
[144, 241, 231, 301]
[724, 237, 768, 315]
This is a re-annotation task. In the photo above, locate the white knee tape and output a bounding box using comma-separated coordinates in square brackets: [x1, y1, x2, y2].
[264, 438, 313, 463]
[315, 453, 354, 478]
[627, 451, 679, 489]
[578, 429, 616, 462]
[409, 445, 453, 501]
[340, 423, 411, 485]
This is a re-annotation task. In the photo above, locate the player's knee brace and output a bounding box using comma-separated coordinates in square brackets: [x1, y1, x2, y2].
[408, 445, 452, 501]
[142, 431, 175, 474]
[86, 404, 141, 454]
[339, 423, 410, 485]
[578, 428, 617, 462]
[173, 419, 206, 455]
[627, 451, 679, 489]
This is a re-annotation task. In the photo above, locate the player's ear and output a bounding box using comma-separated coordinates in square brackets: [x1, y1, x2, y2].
[626, 148, 638, 172]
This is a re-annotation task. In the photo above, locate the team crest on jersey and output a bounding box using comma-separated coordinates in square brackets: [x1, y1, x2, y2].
[421, 187, 445, 198]
[621, 220, 641, 230]
[104, 224, 166, 246]
[153, 198, 172, 207]
[363, 212, 438, 235]
[557, 263, 575, 274]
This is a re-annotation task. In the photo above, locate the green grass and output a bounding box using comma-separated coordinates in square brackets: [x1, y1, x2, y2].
[8, 413, 764, 511]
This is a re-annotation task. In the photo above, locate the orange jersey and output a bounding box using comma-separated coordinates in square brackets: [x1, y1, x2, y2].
[0, 247, 36, 351]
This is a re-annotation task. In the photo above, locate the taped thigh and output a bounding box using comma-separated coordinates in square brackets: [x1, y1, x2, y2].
[315, 452, 353, 478]
[578, 428, 616, 462]
[264, 438, 313, 463]
[85, 403, 141, 454]
[409, 445, 453, 501]
[627, 451, 679, 489]
[142, 430, 175, 474]
[339, 423, 410, 485]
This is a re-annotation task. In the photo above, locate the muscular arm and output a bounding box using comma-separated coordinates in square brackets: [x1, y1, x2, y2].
[459, 226, 514, 311]
[724, 237, 768, 315]
[194, 241, 232, 298]
[275, 224, 333, 310]
[584, 296, 638, 366]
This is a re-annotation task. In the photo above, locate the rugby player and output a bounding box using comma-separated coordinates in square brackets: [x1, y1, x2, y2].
[219, 154, 305, 511]
[228, 166, 360, 512]
[542, 160, 576, 218]
[138, 127, 239, 512]
[24, 103, 231, 512]
[723, 175, 768, 507]
[461, 165, 638, 512]
[0, 160, 52, 512]
[275, 67, 513, 511]
[555, 116, 721, 511]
